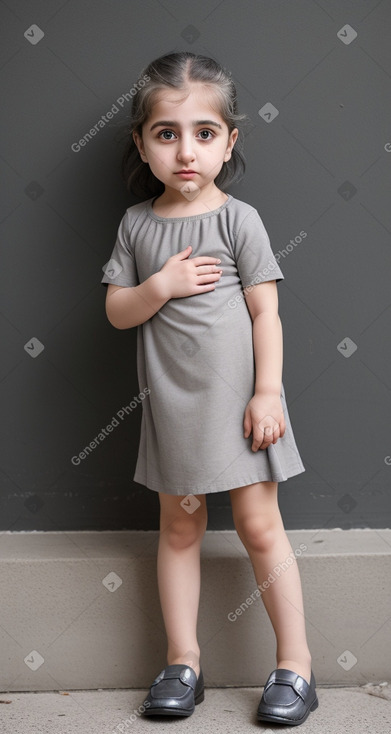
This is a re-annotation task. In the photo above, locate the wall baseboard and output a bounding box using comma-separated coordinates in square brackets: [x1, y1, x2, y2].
[1, 529, 390, 692]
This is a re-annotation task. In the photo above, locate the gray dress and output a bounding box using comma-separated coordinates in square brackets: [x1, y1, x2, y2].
[101, 194, 305, 495]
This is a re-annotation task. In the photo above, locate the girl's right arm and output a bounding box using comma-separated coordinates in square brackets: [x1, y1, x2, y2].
[106, 271, 169, 329]
[105, 273, 169, 329]
[105, 245, 222, 329]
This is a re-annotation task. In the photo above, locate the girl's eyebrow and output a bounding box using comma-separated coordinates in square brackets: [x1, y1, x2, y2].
[149, 119, 223, 131]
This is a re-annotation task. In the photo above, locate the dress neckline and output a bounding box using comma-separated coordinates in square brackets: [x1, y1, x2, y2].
[147, 194, 233, 223]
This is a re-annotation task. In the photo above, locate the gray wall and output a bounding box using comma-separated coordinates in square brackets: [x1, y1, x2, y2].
[1, 0, 390, 531]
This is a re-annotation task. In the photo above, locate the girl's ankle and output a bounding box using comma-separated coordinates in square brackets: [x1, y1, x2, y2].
[167, 651, 201, 677]
[276, 657, 312, 685]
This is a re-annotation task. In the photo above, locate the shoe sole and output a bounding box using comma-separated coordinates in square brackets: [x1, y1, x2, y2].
[143, 690, 205, 716]
[257, 695, 318, 726]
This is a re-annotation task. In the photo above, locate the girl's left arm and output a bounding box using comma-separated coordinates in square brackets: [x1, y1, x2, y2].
[243, 280, 287, 452]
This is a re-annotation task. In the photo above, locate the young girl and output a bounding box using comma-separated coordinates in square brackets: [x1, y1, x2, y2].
[101, 51, 318, 726]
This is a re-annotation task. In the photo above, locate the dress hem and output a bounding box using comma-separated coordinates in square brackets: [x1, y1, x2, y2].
[133, 463, 306, 496]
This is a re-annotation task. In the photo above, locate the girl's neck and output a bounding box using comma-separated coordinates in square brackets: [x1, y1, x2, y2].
[152, 184, 228, 218]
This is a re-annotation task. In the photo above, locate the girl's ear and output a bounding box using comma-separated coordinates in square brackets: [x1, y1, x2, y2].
[224, 127, 239, 162]
[132, 130, 148, 163]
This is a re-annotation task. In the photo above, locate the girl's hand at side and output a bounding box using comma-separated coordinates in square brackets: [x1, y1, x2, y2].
[243, 393, 286, 452]
[157, 245, 222, 300]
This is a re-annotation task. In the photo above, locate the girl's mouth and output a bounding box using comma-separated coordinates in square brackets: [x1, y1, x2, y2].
[175, 170, 197, 178]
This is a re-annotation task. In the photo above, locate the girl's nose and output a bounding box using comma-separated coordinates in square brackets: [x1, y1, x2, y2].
[177, 135, 195, 163]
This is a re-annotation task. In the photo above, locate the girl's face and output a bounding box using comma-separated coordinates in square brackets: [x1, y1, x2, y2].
[133, 83, 238, 200]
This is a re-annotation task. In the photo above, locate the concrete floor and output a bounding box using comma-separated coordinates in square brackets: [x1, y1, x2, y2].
[1, 686, 390, 734]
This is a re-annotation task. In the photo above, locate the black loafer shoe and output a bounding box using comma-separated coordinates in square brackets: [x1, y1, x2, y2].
[257, 668, 318, 726]
[142, 664, 204, 716]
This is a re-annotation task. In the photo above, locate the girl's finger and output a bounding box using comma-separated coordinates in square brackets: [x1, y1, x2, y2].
[243, 408, 252, 438]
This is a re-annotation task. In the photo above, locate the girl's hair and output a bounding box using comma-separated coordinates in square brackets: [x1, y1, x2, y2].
[121, 52, 248, 199]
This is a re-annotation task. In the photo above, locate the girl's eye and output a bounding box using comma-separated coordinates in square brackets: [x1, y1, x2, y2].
[198, 129, 213, 140]
[158, 130, 176, 140]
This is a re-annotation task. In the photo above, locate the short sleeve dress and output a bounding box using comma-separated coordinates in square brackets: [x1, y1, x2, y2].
[101, 194, 305, 495]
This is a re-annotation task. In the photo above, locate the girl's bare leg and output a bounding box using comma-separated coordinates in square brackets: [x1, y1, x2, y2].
[156, 492, 207, 678]
[229, 481, 312, 684]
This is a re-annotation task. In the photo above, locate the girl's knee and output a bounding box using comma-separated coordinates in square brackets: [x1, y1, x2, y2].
[163, 515, 207, 549]
[230, 482, 282, 553]
[160, 494, 207, 549]
[234, 513, 282, 554]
